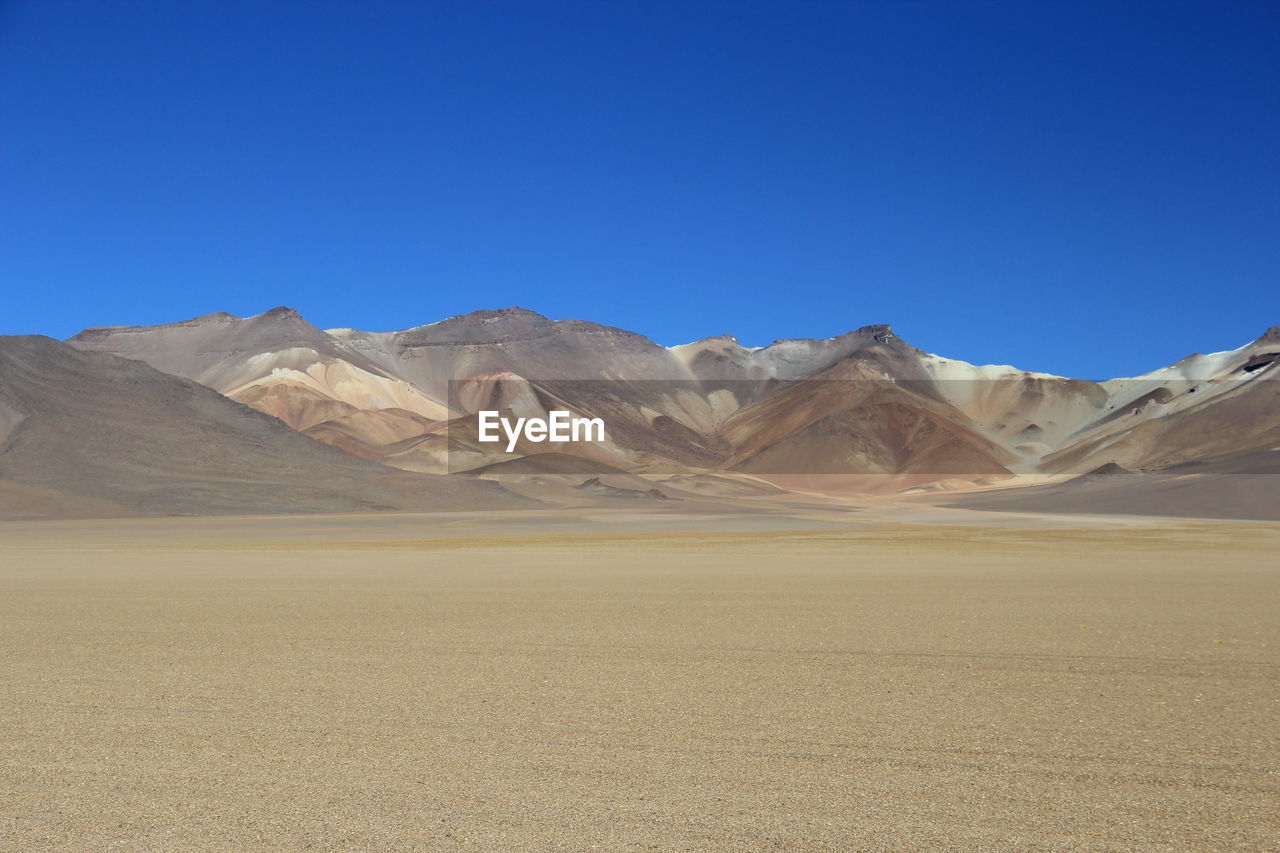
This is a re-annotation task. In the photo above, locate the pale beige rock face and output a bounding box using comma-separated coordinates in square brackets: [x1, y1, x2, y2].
[1, 514, 1277, 851]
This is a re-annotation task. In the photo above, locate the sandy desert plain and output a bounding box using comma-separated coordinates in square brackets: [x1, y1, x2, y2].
[1, 495, 1277, 852]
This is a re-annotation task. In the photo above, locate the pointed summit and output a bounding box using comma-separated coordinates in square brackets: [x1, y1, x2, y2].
[1255, 326, 1280, 345]
[256, 306, 302, 320]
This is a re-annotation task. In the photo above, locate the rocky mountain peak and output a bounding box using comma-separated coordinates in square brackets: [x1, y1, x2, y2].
[1256, 326, 1280, 345]
[258, 306, 302, 320]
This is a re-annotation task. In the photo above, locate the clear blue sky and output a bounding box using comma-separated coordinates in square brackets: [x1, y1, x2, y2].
[2, 1, 1277, 378]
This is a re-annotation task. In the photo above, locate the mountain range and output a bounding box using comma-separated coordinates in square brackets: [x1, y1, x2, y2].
[1, 307, 1275, 519]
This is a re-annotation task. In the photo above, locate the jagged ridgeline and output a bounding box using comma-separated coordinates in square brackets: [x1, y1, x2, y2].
[1, 307, 1275, 519]
[64, 307, 1278, 481]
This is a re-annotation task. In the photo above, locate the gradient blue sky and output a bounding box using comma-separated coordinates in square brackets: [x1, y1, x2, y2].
[2, 0, 1277, 378]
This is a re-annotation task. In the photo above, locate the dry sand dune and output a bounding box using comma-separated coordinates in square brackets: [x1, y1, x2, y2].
[1, 513, 1277, 851]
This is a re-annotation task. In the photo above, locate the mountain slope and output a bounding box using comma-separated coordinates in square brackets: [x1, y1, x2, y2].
[65, 309, 1279, 486]
[0, 335, 529, 518]
[940, 450, 1280, 521]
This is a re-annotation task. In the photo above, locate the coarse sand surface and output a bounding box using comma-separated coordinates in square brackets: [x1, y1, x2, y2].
[1, 515, 1277, 851]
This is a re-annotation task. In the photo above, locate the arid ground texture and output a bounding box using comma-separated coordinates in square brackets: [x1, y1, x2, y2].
[2, 513, 1277, 851]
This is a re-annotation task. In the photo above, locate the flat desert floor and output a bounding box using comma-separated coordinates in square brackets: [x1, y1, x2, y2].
[1, 511, 1278, 851]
